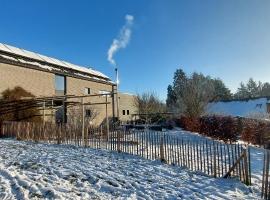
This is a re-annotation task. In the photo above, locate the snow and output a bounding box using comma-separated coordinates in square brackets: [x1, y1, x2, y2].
[249, 147, 264, 192]
[17, 58, 54, 71]
[0, 139, 258, 200]
[207, 98, 269, 119]
[0, 54, 18, 62]
[0, 42, 110, 80]
[0, 51, 113, 84]
[0, 43, 13, 54]
[163, 128, 264, 197]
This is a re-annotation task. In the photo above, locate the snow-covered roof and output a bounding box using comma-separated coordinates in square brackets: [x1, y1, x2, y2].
[207, 97, 269, 119]
[0, 43, 111, 82]
[119, 92, 136, 96]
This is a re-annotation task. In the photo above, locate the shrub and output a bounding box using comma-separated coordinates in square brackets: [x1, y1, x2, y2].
[0, 87, 41, 123]
[199, 115, 238, 142]
[177, 114, 270, 145]
[241, 119, 270, 145]
[179, 116, 200, 132]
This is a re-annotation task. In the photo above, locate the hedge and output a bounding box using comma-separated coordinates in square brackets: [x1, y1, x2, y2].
[177, 115, 270, 145]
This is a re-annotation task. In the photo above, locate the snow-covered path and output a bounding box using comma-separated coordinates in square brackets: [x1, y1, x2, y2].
[0, 139, 259, 199]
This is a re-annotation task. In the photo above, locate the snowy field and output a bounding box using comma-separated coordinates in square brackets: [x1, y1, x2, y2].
[0, 139, 260, 200]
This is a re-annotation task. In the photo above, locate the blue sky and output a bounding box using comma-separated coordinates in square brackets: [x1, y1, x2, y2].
[1, 0, 270, 100]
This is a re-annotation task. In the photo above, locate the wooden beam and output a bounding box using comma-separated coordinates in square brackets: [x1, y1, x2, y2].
[0, 93, 115, 106]
[224, 150, 246, 178]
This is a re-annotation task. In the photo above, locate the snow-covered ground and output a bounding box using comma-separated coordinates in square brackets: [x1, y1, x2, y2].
[164, 128, 264, 196]
[0, 139, 259, 200]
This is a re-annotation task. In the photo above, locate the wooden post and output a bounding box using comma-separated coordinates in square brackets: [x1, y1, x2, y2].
[43, 100, 46, 126]
[264, 151, 270, 199]
[243, 149, 250, 185]
[206, 140, 209, 175]
[203, 140, 206, 173]
[262, 149, 267, 199]
[247, 146, 252, 185]
[117, 130, 120, 152]
[57, 125, 60, 144]
[115, 72, 120, 120]
[42, 101, 46, 139]
[213, 142, 217, 178]
[81, 97, 85, 145]
[51, 99, 54, 123]
[106, 95, 109, 142]
[160, 136, 166, 163]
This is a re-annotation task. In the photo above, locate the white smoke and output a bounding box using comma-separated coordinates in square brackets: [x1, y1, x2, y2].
[107, 14, 134, 66]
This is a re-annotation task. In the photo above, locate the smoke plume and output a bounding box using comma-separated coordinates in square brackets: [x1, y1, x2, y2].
[107, 14, 134, 66]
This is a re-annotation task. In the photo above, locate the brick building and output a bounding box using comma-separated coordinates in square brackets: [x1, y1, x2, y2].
[0, 43, 137, 124]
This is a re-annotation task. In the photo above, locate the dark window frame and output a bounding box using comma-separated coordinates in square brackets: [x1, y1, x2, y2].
[85, 109, 92, 117]
[55, 74, 66, 95]
[85, 87, 91, 95]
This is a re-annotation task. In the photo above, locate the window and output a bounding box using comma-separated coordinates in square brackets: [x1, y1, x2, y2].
[86, 109, 92, 117]
[55, 75, 66, 96]
[127, 110, 130, 115]
[122, 110, 125, 115]
[85, 87, 91, 95]
[54, 99, 66, 123]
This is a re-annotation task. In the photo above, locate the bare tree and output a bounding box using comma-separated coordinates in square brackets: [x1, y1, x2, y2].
[134, 92, 166, 123]
[181, 73, 215, 118]
[167, 69, 232, 118]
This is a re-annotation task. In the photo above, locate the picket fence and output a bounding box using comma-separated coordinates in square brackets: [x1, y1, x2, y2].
[1, 121, 251, 186]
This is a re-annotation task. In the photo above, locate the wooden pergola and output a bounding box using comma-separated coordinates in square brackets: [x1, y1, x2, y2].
[0, 93, 117, 140]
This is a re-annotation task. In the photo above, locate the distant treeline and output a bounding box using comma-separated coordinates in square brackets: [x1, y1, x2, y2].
[234, 78, 270, 100]
[166, 68, 270, 117]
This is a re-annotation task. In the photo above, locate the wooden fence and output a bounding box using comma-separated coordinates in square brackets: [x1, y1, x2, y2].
[1, 121, 251, 185]
[262, 149, 270, 199]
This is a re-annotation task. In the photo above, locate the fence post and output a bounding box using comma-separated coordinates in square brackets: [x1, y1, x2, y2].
[51, 99, 54, 123]
[81, 97, 85, 146]
[85, 127, 88, 147]
[43, 100, 46, 126]
[262, 149, 266, 199]
[247, 146, 252, 185]
[243, 148, 250, 185]
[213, 142, 217, 178]
[106, 95, 109, 142]
[264, 150, 270, 199]
[0, 122, 2, 137]
[160, 136, 166, 163]
[117, 130, 120, 153]
[16, 122, 19, 140]
[57, 125, 60, 144]
[0, 123, 3, 137]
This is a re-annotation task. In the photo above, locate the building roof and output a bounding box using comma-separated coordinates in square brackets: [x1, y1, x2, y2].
[207, 97, 269, 119]
[0, 43, 113, 84]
